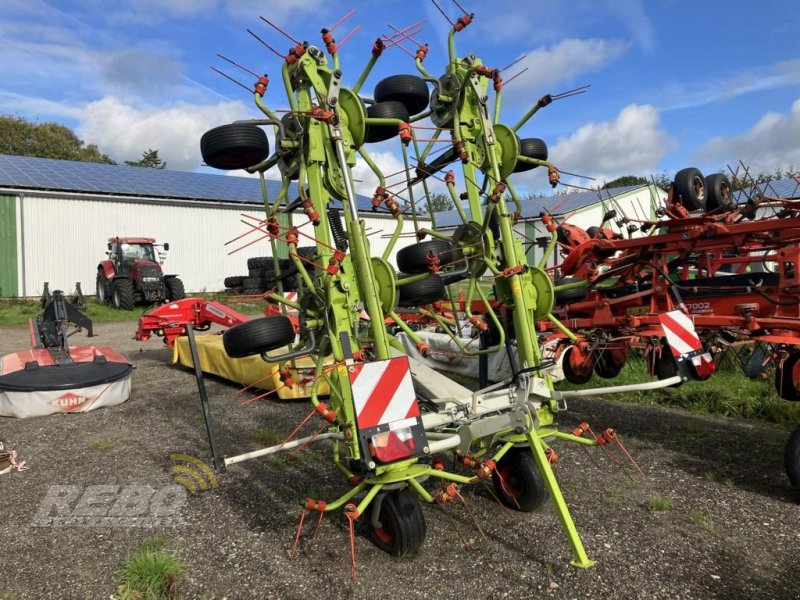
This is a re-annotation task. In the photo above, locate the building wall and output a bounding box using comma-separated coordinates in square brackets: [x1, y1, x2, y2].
[11, 192, 427, 297]
[0, 194, 17, 296]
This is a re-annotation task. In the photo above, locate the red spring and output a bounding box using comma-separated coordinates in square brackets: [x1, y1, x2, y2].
[538, 94, 553, 108]
[454, 13, 473, 32]
[459, 191, 469, 200]
[432, 457, 445, 470]
[474, 65, 496, 79]
[305, 498, 327, 512]
[453, 140, 467, 162]
[541, 213, 557, 233]
[548, 165, 560, 188]
[512, 211, 521, 225]
[321, 29, 337, 54]
[500, 265, 524, 278]
[333, 249, 346, 263]
[417, 341, 430, 357]
[351, 349, 365, 362]
[314, 402, 337, 423]
[286, 227, 300, 245]
[601, 428, 617, 444]
[372, 37, 385, 57]
[416, 230, 427, 241]
[348, 475, 362, 486]
[326, 257, 340, 276]
[459, 454, 477, 468]
[571, 422, 590, 437]
[469, 315, 488, 332]
[309, 106, 336, 123]
[426, 251, 440, 273]
[266, 217, 280, 237]
[444, 170, 456, 186]
[545, 447, 559, 464]
[254, 75, 269, 96]
[398, 122, 412, 145]
[286, 43, 307, 65]
[280, 368, 295, 388]
[384, 196, 401, 217]
[302, 199, 321, 226]
[492, 72, 503, 93]
[488, 182, 507, 204]
[415, 44, 429, 61]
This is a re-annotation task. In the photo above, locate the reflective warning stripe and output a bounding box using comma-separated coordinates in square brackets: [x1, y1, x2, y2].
[349, 358, 419, 429]
[659, 310, 703, 357]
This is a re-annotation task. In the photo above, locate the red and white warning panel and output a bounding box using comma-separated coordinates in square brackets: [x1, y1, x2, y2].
[348, 357, 427, 466]
[658, 310, 716, 379]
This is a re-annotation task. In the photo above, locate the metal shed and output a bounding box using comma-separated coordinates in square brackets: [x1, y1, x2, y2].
[0, 154, 428, 297]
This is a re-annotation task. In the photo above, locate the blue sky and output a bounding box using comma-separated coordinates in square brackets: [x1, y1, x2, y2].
[1, 0, 798, 194]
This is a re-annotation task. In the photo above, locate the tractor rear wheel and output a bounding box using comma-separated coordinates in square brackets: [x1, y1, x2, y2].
[112, 279, 135, 311]
[785, 425, 800, 489]
[200, 123, 270, 171]
[96, 270, 110, 304]
[492, 448, 548, 512]
[222, 315, 295, 358]
[165, 277, 185, 301]
[367, 488, 426, 557]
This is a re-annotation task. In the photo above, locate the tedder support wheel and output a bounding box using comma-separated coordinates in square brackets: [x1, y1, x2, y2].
[396, 240, 459, 274]
[672, 167, 706, 211]
[368, 488, 426, 557]
[397, 274, 446, 307]
[222, 315, 295, 358]
[200, 123, 270, 171]
[373, 74, 430, 116]
[594, 349, 623, 379]
[785, 425, 800, 490]
[553, 277, 588, 304]
[165, 277, 185, 301]
[653, 347, 683, 388]
[364, 101, 409, 143]
[112, 279, 135, 311]
[775, 353, 800, 401]
[513, 138, 548, 173]
[492, 448, 548, 512]
[96, 270, 109, 304]
[562, 346, 593, 385]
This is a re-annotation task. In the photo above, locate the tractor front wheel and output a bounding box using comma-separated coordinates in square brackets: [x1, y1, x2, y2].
[165, 277, 186, 301]
[112, 279, 135, 311]
[96, 270, 110, 304]
[367, 488, 426, 557]
[492, 448, 548, 512]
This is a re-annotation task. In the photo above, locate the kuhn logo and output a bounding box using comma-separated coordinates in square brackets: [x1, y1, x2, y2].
[51, 392, 89, 411]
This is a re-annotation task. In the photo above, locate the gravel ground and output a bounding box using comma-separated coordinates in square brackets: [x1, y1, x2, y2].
[1, 320, 798, 599]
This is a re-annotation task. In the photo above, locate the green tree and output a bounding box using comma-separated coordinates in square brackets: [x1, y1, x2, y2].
[423, 192, 455, 213]
[0, 114, 115, 163]
[125, 148, 167, 169]
[602, 175, 648, 189]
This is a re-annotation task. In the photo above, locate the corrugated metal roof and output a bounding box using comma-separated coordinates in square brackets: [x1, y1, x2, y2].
[0, 154, 373, 210]
[434, 184, 649, 228]
[734, 177, 800, 202]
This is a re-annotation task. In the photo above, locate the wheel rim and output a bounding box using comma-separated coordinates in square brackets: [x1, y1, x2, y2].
[693, 176, 705, 200]
[373, 526, 393, 544]
[499, 466, 522, 498]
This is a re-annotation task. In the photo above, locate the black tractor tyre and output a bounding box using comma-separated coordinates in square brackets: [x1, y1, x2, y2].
[201, 123, 270, 171]
[492, 449, 548, 512]
[96, 270, 110, 305]
[397, 275, 446, 307]
[672, 167, 706, 211]
[594, 349, 623, 379]
[513, 138, 549, 173]
[554, 277, 588, 304]
[243, 277, 269, 288]
[561, 346, 593, 384]
[223, 315, 295, 358]
[365, 101, 410, 143]
[374, 74, 430, 117]
[785, 425, 800, 489]
[705, 173, 735, 212]
[164, 277, 185, 301]
[247, 256, 285, 270]
[241, 287, 264, 296]
[775, 353, 800, 401]
[396, 240, 460, 274]
[224, 276, 246, 288]
[112, 278, 135, 311]
[368, 488, 427, 557]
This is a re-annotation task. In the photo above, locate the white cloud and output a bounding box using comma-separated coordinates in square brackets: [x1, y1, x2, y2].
[76, 96, 251, 170]
[223, 0, 327, 24]
[508, 38, 630, 94]
[696, 98, 800, 174]
[515, 104, 676, 189]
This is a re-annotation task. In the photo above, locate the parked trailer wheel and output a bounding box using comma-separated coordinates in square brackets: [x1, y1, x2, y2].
[374, 74, 430, 116]
[492, 449, 548, 512]
[785, 425, 800, 490]
[396, 240, 460, 274]
[397, 274, 446, 307]
[775, 353, 800, 401]
[200, 123, 269, 171]
[367, 488, 427, 557]
[112, 279, 135, 311]
[672, 167, 706, 211]
[164, 277, 185, 301]
[96, 270, 110, 304]
[222, 315, 295, 358]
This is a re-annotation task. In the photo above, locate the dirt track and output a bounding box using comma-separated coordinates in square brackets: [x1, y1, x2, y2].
[1, 320, 798, 599]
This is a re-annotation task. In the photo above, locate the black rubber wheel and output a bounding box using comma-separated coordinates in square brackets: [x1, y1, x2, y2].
[586, 226, 600, 239]
[776, 353, 800, 401]
[653, 348, 683, 387]
[368, 488, 427, 557]
[112, 279, 135, 311]
[223, 315, 295, 358]
[553, 277, 588, 304]
[396, 240, 459, 274]
[785, 425, 800, 489]
[243, 277, 269, 288]
[241, 287, 264, 296]
[374, 74, 430, 117]
[492, 449, 548, 512]
[165, 277, 185, 301]
[365, 101, 409, 143]
[513, 138, 548, 173]
[96, 270, 110, 305]
[201, 123, 269, 170]
[562, 346, 593, 384]
[594, 349, 622, 379]
[705, 173, 735, 212]
[247, 256, 287, 270]
[224, 276, 246, 288]
[397, 275, 446, 307]
[672, 167, 706, 211]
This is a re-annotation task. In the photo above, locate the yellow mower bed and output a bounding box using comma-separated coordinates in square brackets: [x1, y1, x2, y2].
[172, 334, 329, 400]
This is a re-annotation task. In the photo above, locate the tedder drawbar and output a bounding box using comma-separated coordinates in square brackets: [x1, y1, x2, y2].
[195, 3, 712, 575]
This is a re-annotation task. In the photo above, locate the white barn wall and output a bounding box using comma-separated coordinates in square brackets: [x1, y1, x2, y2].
[17, 193, 426, 296]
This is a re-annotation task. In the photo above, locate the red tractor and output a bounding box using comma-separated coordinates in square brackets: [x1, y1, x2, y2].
[96, 237, 185, 310]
